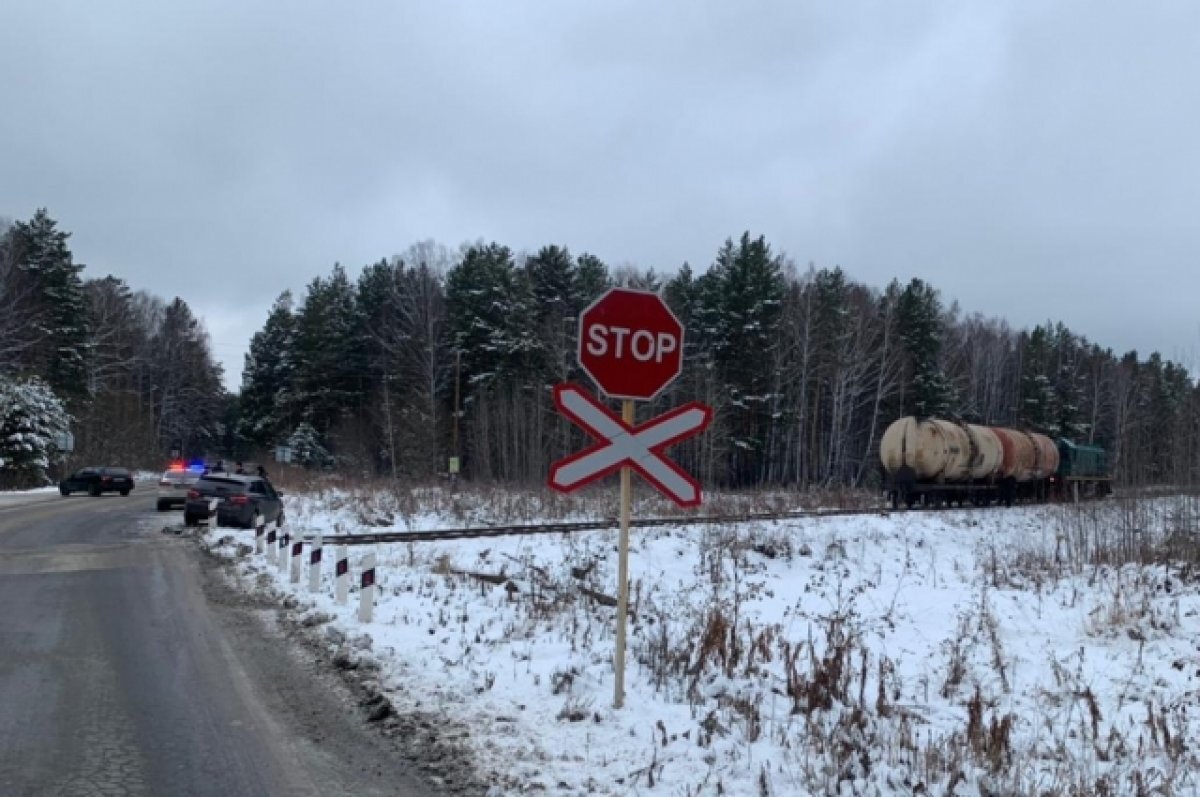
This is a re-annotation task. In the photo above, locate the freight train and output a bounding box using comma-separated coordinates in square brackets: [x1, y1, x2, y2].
[880, 416, 1112, 509]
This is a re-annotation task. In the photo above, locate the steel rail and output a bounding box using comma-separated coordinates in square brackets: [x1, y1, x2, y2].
[302, 506, 888, 546]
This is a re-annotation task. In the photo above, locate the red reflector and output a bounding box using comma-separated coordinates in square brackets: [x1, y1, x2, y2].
[230, 496, 249, 505]
[187, 489, 201, 499]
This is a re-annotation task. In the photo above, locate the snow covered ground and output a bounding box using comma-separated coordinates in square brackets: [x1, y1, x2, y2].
[206, 486, 1200, 796]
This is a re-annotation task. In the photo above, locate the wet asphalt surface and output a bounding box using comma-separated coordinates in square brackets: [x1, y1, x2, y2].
[0, 489, 443, 797]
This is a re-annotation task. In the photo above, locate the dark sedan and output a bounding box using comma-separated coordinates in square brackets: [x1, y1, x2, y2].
[59, 467, 135, 497]
[184, 474, 284, 528]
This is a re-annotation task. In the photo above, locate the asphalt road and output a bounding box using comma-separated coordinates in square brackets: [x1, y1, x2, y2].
[0, 489, 439, 797]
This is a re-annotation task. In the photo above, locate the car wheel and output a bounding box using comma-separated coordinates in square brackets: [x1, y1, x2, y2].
[120, 489, 131, 497]
[89, 485, 101, 497]
[156, 500, 168, 511]
[60, 487, 69, 497]
[184, 513, 200, 527]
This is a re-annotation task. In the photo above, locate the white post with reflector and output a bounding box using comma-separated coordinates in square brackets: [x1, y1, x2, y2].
[266, 523, 277, 565]
[308, 533, 323, 593]
[254, 513, 265, 554]
[358, 552, 376, 623]
[335, 546, 349, 605]
[290, 536, 303, 584]
[278, 531, 289, 574]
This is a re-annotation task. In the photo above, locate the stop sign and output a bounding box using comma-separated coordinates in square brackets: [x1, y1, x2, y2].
[577, 288, 684, 400]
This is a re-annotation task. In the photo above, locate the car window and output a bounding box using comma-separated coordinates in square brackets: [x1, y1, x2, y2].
[196, 477, 247, 493]
[248, 480, 267, 495]
[75, 468, 98, 478]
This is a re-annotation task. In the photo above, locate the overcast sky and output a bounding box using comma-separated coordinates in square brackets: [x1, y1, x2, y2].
[3, 2, 1199, 390]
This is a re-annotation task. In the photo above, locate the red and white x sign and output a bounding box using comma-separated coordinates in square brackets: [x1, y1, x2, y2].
[547, 383, 712, 508]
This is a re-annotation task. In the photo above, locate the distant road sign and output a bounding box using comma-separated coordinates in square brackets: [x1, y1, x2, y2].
[547, 384, 711, 507]
[577, 288, 684, 401]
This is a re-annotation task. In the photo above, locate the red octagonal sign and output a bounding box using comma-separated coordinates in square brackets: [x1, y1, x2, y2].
[578, 288, 684, 401]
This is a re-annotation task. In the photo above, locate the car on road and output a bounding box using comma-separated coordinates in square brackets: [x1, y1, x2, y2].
[184, 474, 284, 528]
[59, 467, 135, 497]
[157, 468, 201, 511]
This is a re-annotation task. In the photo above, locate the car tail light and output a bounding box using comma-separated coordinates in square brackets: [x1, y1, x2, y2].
[230, 495, 250, 505]
[187, 489, 201, 499]
[102, 476, 112, 483]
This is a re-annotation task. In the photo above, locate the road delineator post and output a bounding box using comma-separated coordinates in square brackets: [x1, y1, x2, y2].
[278, 530, 289, 573]
[201, 498, 219, 528]
[358, 552, 376, 623]
[290, 537, 303, 584]
[308, 533, 322, 593]
[266, 523, 277, 564]
[335, 546, 349, 605]
[254, 513, 265, 554]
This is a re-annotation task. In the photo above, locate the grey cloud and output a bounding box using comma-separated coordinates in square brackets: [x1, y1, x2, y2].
[2, 1, 1198, 387]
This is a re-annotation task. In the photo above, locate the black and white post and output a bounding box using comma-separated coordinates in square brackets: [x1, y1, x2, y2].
[335, 546, 349, 605]
[266, 524, 277, 565]
[254, 513, 265, 555]
[278, 530, 289, 574]
[308, 533, 323, 593]
[358, 552, 376, 623]
[290, 537, 303, 584]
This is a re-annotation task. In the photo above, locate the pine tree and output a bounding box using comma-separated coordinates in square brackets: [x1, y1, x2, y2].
[896, 278, 956, 418]
[238, 292, 297, 451]
[693, 233, 786, 484]
[6, 209, 89, 402]
[445, 243, 526, 390]
[572, 253, 610, 309]
[0, 375, 71, 488]
[150, 298, 225, 457]
[291, 265, 364, 439]
[1018, 325, 1058, 433]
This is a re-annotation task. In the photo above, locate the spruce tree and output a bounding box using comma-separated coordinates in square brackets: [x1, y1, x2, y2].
[238, 292, 297, 450]
[896, 278, 956, 418]
[7, 209, 89, 402]
[291, 265, 364, 438]
[693, 233, 786, 484]
[0, 376, 71, 487]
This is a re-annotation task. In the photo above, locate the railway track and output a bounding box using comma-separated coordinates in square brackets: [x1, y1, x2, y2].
[304, 506, 890, 545]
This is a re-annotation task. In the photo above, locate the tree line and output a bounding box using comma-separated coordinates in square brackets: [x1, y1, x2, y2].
[3, 209, 1197, 490]
[0, 209, 224, 486]
[239, 233, 1200, 489]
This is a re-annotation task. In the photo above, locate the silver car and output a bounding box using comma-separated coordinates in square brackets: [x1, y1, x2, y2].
[157, 469, 200, 511]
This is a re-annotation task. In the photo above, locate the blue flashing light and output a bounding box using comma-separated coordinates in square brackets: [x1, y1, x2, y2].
[187, 459, 207, 473]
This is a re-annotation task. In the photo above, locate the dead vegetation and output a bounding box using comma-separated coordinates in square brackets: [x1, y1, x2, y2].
[275, 484, 1200, 794]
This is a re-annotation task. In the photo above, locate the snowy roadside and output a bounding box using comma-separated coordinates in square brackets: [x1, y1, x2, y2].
[205, 488, 1200, 796]
[0, 484, 62, 509]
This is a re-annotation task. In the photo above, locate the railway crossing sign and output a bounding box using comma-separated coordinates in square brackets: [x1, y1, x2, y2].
[548, 384, 712, 507]
[577, 287, 684, 400]
[552, 286, 712, 711]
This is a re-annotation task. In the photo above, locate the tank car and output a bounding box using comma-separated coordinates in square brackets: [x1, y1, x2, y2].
[880, 416, 1061, 508]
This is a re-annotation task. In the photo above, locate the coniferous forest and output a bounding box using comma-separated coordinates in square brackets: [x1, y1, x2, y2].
[3, 209, 1198, 490]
